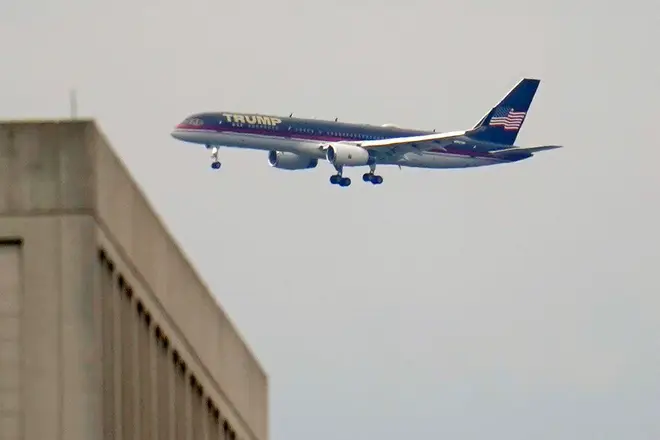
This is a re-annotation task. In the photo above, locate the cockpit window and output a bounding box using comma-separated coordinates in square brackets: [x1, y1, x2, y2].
[183, 117, 204, 126]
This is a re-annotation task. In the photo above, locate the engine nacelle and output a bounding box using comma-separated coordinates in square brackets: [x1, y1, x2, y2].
[268, 150, 318, 170]
[325, 144, 370, 167]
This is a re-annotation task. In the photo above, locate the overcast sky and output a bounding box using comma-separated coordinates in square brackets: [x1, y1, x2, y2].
[2, 0, 660, 439]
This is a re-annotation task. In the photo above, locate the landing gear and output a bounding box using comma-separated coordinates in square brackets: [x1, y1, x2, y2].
[330, 174, 351, 187]
[328, 162, 384, 188]
[362, 173, 383, 184]
[329, 165, 351, 187]
[362, 163, 383, 185]
[207, 144, 221, 170]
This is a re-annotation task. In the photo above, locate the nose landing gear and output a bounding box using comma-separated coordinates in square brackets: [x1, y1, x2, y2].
[207, 145, 221, 170]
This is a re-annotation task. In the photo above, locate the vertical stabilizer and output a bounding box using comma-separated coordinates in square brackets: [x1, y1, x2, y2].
[470, 78, 540, 145]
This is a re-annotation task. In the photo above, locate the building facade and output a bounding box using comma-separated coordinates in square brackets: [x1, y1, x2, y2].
[0, 120, 268, 440]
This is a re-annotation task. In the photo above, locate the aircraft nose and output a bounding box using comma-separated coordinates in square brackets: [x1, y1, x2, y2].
[171, 126, 185, 140]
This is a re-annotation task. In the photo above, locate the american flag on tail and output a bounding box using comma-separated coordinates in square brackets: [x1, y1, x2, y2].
[488, 107, 526, 131]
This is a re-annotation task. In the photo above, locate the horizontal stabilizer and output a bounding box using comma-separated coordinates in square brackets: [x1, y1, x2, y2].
[489, 145, 563, 159]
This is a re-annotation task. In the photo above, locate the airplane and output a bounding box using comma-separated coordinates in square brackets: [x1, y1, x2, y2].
[170, 78, 562, 187]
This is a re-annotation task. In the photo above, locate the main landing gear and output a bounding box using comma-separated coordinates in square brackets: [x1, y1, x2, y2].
[362, 173, 383, 185]
[329, 165, 351, 187]
[362, 163, 383, 185]
[207, 144, 221, 170]
[329, 163, 384, 187]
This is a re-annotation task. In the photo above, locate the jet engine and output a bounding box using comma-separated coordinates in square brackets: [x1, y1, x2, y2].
[268, 150, 318, 170]
[325, 143, 370, 167]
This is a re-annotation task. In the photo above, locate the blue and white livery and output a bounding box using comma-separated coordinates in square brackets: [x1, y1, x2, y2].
[171, 78, 562, 187]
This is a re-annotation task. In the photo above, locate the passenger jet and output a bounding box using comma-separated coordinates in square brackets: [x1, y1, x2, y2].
[171, 78, 562, 187]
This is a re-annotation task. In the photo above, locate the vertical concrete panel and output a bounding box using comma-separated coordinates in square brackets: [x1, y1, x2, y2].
[21, 219, 62, 440]
[210, 410, 221, 440]
[148, 328, 159, 440]
[174, 359, 186, 440]
[100, 255, 116, 440]
[223, 419, 230, 440]
[119, 283, 134, 440]
[204, 403, 212, 440]
[185, 376, 193, 440]
[0, 243, 22, 440]
[169, 352, 179, 440]
[130, 303, 141, 440]
[191, 383, 201, 440]
[60, 216, 101, 440]
[111, 273, 123, 440]
[90, 251, 104, 440]
[200, 401, 210, 440]
[200, 397, 209, 440]
[196, 384, 207, 440]
[137, 307, 151, 440]
[155, 335, 171, 440]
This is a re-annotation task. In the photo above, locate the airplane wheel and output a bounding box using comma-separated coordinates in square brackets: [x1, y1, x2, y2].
[211, 161, 221, 170]
[339, 177, 351, 187]
[330, 175, 340, 184]
[362, 173, 371, 182]
[372, 175, 383, 184]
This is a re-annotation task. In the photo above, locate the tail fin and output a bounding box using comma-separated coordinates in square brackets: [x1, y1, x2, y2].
[470, 78, 540, 145]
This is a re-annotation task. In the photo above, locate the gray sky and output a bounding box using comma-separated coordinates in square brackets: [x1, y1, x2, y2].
[2, 0, 660, 438]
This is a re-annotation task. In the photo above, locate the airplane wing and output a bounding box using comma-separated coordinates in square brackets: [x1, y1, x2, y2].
[353, 127, 486, 151]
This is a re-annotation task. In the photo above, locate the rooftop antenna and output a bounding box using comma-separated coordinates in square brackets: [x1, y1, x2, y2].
[69, 89, 78, 119]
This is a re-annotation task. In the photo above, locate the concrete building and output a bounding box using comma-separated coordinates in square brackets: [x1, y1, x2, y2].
[0, 120, 268, 440]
